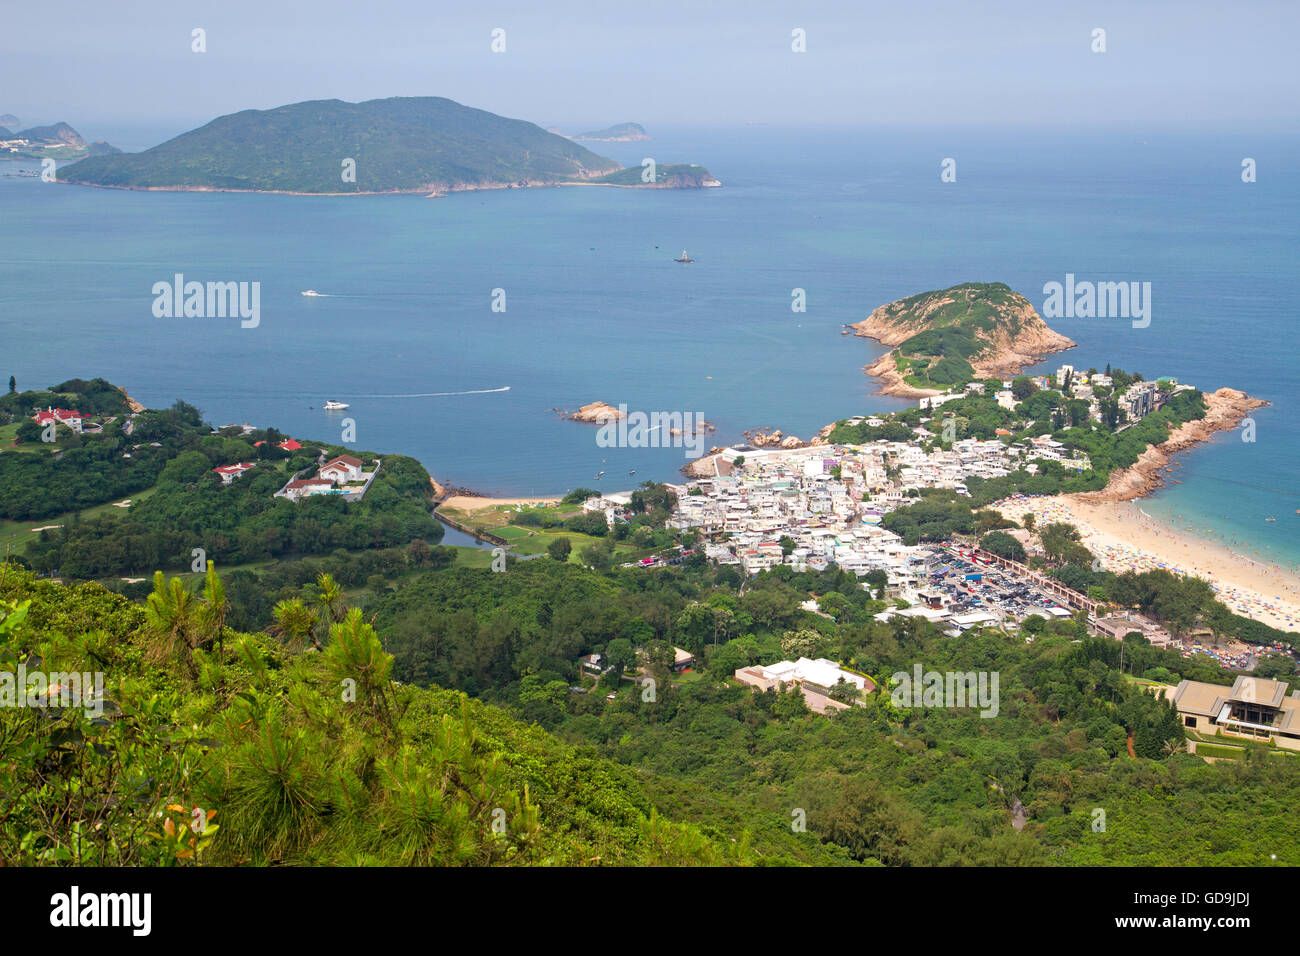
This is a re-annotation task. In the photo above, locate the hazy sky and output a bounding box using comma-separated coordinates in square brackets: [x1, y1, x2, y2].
[2, 0, 1295, 138]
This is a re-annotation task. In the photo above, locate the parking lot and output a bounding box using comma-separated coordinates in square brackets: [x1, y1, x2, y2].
[924, 546, 1076, 623]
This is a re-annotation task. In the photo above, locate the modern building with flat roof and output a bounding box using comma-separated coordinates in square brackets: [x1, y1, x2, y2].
[1168, 676, 1300, 751]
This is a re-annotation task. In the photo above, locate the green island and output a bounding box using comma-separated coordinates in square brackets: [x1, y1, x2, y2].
[0, 121, 119, 161]
[573, 121, 650, 142]
[851, 282, 1076, 393]
[586, 163, 720, 188]
[2, 372, 1298, 866]
[55, 97, 716, 195]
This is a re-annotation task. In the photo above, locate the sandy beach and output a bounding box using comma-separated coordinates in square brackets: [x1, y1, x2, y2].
[430, 479, 561, 512]
[991, 494, 1300, 632]
[439, 495, 562, 511]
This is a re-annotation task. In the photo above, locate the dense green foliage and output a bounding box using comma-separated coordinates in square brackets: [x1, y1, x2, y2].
[0, 397, 206, 520]
[23, 453, 441, 579]
[0, 377, 132, 425]
[358, 554, 1300, 866]
[881, 494, 975, 544]
[0, 564, 746, 866]
[58, 97, 623, 193]
[888, 282, 1027, 334]
[1, 379, 442, 582]
[980, 530, 1027, 562]
[870, 282, 1037, 386]
[6, 516, 1298, 867]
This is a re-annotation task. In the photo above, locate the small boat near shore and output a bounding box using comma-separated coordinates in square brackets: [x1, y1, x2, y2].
[301, 290, 324, 296]
[322, 400, 349, 410]
[674, 250, 694, 263]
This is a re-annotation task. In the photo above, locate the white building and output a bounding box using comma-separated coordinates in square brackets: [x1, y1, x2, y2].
[319, 454, 364, 483]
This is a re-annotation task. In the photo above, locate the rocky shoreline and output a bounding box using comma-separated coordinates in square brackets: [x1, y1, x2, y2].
[559, 401, 625, 424]
[118, 386, 146, 413]
[1075, 388, 1268, 503]
[848, 290, 1076, 398]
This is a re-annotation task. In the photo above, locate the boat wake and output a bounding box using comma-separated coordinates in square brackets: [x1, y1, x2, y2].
[350, 387, 511, 398]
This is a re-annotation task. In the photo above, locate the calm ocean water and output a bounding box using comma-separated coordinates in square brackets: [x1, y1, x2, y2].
[3, 125, 1297, 567]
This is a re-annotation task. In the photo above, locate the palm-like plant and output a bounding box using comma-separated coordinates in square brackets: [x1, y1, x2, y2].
[143, 564, 231, 676]
[270, 573, 346, 652]
[324, 607, 394, 730]
[195, 563, 228, 664]
[271, 598, 319, 652]
[143, 571, 198, 672]
[315, 573, 346, 626]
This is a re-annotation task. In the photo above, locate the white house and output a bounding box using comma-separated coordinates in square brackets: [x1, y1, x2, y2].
[33, 407, 84, 434]
[278, 477, 336, 501]
[213, 462, 257, 485]
[319, 454, 364, 483]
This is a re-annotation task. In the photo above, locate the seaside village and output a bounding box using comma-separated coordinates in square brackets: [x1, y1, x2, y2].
[577, 367, 1298, 717]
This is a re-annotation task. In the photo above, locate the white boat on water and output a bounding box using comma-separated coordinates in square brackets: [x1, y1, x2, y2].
[322, 400, 349, 410]
[301, 290, 324, 296]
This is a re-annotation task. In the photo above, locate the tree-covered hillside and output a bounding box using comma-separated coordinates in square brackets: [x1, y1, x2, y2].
[0, 564, 766, 866]
[56, 97, 625, 193]
[6, 554, 1298, 867]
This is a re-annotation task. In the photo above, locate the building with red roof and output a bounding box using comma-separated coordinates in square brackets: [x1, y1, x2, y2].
[213, 461, 258, 485]
[32, 407, 84, 434]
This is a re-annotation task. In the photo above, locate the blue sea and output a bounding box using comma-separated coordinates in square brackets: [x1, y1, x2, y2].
[3, 124, 1297, 568]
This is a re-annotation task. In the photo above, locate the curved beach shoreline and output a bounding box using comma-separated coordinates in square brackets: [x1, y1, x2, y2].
[992, 495, 1300, 631]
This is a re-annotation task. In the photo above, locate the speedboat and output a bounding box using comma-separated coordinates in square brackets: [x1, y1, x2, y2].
[301, 290, 323, 296]
[322, 400, 349, 410]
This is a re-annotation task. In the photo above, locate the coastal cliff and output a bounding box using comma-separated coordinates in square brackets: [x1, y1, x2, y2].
[118, 386, 145, 413]
[1076, 388, 1268, 502]
[851, 282, 1075, 397]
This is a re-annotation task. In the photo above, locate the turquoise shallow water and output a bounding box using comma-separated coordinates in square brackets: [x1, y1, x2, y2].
[2, 125, 1297, 568]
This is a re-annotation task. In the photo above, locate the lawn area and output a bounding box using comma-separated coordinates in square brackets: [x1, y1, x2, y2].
[0, 487, 159, 556]
[438, 503, 654, 566]
[1187, 731, 1300, 762]
[0, 422, 56, 455]
[1193, 741, 1247, 760]
[437, 502, 582, 532]
[452, 547, 498, 569]
[446, 528, 652, 567]
[1122, 675, 1172, 689]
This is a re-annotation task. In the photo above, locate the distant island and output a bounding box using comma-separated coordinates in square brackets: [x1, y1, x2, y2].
[56, 97, 716, 195]
[849, 282, 1075, 398]
[573, 122, 650, 142]
[0, 121, 119, 160]
[584, 164, 720, 188]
